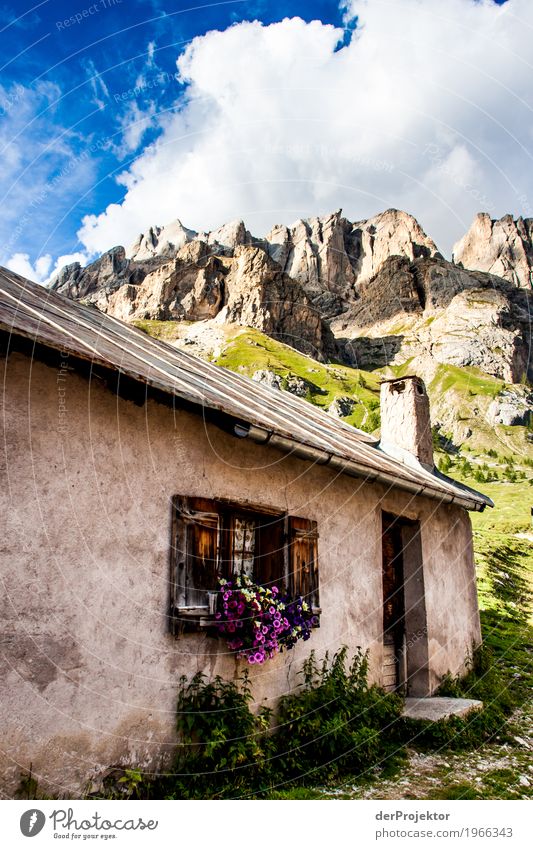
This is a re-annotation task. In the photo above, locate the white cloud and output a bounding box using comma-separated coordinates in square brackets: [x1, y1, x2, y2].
[114, 102, 158, 157]
[6, 252, 52, 282]
[78, 1, 533, 258]
[84, 59, 111, 112]
[6, 251, 89, 284]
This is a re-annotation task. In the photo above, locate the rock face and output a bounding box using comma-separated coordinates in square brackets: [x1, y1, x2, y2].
[252, 370, 282, 391]
[54, 207, 438, 307]
[487, 389, 532, 427]
[453, 213, 533, 289]
[252, 370, 313, 398]
[50, 207, 532, 386]
[129, 219, 197, 260]
[53, 240, 334, 360]
[338, 255, 533, 384]
[220, 246, 333, 358]
[327, 396, 357, 418]
[265, 208, 439, 306]
[129, 218, 254, 261]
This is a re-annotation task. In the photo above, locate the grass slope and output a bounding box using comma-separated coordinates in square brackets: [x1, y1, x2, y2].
[135, 320, 532, 535]
[215, 328, 382, 431]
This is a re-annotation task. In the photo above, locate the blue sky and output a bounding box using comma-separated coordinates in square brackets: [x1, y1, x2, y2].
[1, 0, 526, 282]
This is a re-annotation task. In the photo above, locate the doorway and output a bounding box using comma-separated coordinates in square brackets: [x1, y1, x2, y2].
[381, 512, 430, 696]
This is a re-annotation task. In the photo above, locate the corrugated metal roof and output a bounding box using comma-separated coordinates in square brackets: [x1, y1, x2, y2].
[0, 267, 492, 511]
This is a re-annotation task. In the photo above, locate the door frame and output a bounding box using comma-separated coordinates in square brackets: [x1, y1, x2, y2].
[381, 511, 430, 697]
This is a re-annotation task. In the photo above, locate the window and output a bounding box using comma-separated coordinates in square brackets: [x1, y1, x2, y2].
[169, 496, 319, 633]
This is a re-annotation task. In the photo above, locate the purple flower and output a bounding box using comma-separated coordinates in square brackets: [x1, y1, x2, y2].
[216, 577, 318, 662]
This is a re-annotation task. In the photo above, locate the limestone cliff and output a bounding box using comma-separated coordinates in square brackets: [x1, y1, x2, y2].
[52, 240, 334, 360]
[265, 208, 438, 303]
[338, 255, 532, 384]
[51, 207, 532, 386]
[453, 213, 533, 289]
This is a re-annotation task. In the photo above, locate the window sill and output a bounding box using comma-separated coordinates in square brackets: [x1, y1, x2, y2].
[171, 606, 321, 634]
[172, 607, 214, 630]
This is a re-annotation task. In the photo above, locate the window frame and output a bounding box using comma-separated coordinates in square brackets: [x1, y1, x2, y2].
[169, 495, 320, 634]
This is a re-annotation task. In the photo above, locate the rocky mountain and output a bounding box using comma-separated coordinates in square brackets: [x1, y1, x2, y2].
[125, 208, 439, 291]
[129, 217, 254, 260]
[337, 254, 532, 384]
[52, 239, 335, 360]
[453, 212, 533, 289]
[51, 207, 532, 393]
[263, 208, 439, 307]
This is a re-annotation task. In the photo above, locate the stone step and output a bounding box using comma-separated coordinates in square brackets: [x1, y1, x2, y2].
[402, 697, 483, 722]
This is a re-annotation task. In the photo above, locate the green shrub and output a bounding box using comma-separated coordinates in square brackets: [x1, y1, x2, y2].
[362, 411, 380, 433]
[438, 453, 452, 473]
[152, 649, 404, 798]
[271, 648, 404, 783]
[163, 672, 273, 799]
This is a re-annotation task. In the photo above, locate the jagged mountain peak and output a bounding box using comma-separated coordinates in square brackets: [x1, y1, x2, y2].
[129, 219, 198, 261]
[453, 212, 533, 289]
[49, 206, 532, 388]
[128, 216, 255, 261]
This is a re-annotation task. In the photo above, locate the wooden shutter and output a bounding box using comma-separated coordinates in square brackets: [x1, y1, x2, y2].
[288, 516, 319, 609]
[255, 514, 286, 589]
[172, 496, 219, 614]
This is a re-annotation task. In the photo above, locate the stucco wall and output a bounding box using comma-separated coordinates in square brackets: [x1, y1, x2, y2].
[0, 350, 481, 796]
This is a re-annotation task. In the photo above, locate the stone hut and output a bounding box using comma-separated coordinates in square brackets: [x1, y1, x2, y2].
[0, 268, 492, 796]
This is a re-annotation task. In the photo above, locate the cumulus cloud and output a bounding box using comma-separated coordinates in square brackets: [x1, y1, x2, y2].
[78, 0, 533, 258]
[6, 253, 52, 282]
[114, 102, 159, 157]
[6, 251, 89, 284]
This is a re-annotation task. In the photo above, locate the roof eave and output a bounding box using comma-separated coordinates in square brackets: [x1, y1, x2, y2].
[235, 423, 491, 511]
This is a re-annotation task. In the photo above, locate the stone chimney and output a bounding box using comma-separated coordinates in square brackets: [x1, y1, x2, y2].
[379, 376, 434, 470]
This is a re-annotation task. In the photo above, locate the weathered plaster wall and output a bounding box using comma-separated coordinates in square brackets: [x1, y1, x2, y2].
[0, 351, 480, 796]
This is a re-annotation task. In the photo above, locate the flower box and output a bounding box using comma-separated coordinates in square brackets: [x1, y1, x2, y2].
[214, 575, 320, 664]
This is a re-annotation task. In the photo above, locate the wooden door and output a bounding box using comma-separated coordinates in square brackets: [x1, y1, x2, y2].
[382, 519, 406, 692]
